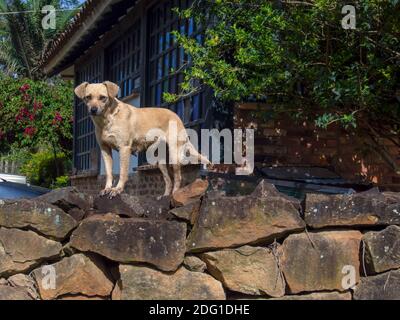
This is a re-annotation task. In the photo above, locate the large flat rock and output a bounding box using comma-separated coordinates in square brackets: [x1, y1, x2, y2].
[117, 265, 226, 300]
[172, 178, 209, 206]
[169, 200, 201, 224]
[305, 189, 400, 228]
[6, 274, 39, 300]
[37, 187, 92, 210]
[353, 269, 400, 300]
[0, 227, 62, 277]
[187, 180, 305, 252]
[200, 245, 285, 297]
[183, 255, 207, 273]
[58, 295, 107, 300]
[70, 215, 186, 272]
[269, 291, 352, 300]
[93, 194, 171, 219]
[363, 225, 400, 274]
[33, 253, 113, 300]
[0, 199, 78, 240]
[0, 285, 33, 300]
[279, 230, 362, 294]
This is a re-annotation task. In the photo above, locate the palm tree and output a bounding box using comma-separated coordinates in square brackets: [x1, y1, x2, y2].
[0, 0, 82, 79]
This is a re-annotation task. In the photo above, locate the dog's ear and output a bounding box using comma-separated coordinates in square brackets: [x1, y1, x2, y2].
[74, 82, 89, 99]
[103, 81, 120, 98]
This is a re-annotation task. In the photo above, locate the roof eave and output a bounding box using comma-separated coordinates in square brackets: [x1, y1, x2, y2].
[42, 0, 115, 76]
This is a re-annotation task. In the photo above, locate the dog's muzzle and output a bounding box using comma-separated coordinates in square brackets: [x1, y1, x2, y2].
[90, 107, 98, 116]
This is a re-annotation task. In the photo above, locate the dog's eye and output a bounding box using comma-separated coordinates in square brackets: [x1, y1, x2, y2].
[100, 95, 107, 101]
[84, 95, 92, 101]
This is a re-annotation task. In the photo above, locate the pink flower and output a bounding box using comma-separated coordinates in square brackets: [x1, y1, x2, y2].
[53, 111, 63, 125]
[15, 108, 26, 123]
[24, 126, 36, 137]
[19, 84, 30, 92]
[33, 101, 43, 111]
[55, 112, 63, 121]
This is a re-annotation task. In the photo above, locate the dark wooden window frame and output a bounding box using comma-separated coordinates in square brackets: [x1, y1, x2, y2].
[106, 19, 142, 99]
[145, 0, 207, 128]
[73, 53, 103, 173]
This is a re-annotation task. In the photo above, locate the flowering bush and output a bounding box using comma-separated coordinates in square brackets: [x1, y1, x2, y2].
[0, 77, 74, 187]
[0, 77, 73, 155]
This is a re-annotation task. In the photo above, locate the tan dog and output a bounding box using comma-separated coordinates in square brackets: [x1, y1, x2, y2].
[75, 81, 210, 198]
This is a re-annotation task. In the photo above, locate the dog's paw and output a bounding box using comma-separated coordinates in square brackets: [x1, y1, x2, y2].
[99, 188, 112, 197]
[108, 187, 123, 199]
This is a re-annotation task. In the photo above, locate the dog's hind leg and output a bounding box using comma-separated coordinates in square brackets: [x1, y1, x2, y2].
[168, 141, 183, 194]
[158, 163, 173, 196]
[171, 164, 182, 194]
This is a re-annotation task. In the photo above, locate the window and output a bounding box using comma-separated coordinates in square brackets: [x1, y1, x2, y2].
[147, 0, 206, 126]
[107, 20, 142, 98]
[74, 55, 103, 171]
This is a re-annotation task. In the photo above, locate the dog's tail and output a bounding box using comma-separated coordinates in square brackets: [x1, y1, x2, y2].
[186, 142, 211, 165]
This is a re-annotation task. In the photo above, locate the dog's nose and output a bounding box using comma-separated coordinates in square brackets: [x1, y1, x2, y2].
[90, 107, 98, 115]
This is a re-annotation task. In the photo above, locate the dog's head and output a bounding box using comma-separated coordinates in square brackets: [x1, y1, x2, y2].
[74, 81, 120, 116]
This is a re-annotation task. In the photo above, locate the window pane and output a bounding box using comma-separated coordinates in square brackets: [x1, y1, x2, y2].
[159, 33, 164, 54]
[171, 49, 177, 70]
[134, 77, 141, 89]
[156, 84, 162, 105]
[164, 53, 169, 76]
[157, 57, 163, 79]
[177, 100, 184, 119]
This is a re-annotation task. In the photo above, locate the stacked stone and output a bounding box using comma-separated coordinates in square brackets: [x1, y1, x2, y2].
[0, 181, 399, 300]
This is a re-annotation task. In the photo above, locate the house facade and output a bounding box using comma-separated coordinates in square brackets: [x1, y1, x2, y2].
[40, 0, 221, 195]
[40, 0, 400, 194]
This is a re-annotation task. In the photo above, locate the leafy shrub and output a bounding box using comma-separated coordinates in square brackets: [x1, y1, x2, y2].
[169, 0, 400, 172]
[20, 151, 71, 189]
[51, 175, 70, 189]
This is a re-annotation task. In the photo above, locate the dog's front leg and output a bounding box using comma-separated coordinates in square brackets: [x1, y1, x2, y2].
[99, 144, 113, 196]
[108, 146, 131, 198]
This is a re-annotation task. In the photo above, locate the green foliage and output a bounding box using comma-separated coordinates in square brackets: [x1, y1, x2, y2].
[20, 150, 71, 188]
[0, 77, 73, 156]
[169, 0, 400, 134]
[51, 175, 70, 189]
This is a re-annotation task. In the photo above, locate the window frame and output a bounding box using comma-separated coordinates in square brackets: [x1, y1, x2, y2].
[145, 0, 208, 128]
[73, 53, 104, 173]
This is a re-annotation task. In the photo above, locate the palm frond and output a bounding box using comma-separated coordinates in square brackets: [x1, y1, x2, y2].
[0, 0, 82, 79]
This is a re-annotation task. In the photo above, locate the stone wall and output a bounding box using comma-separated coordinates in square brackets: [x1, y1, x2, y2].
[0, 182, 399, 300]
[235, 103, 400, 191]
[71, 165, 201, 196]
